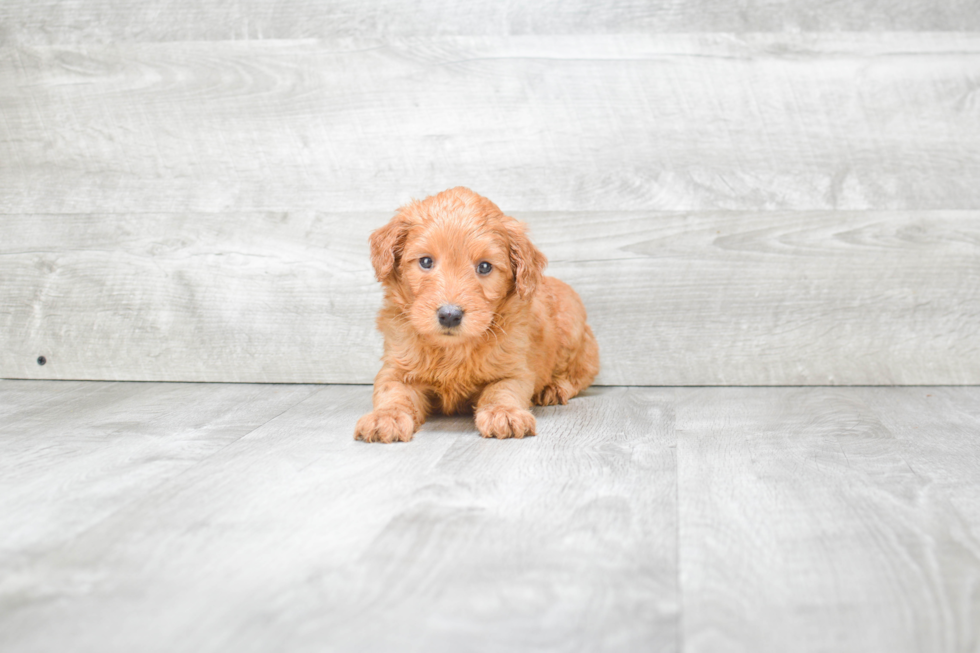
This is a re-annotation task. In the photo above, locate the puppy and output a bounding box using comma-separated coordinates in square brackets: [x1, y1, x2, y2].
[355, 187, 599, 443]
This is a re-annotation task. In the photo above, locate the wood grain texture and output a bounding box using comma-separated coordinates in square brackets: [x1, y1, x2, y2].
[0, 380, 320, 557]
[3, 0, 978, 45]
[1, 34, 979, 214]
[861, 387, 980, 538]
[676, 386, 980, 653]
[3, 210, 979, 385]
[0, 382, 678, 653]
[3, 381, 979, 652]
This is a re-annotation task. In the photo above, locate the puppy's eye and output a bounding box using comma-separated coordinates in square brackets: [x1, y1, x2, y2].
[477, 261, 492, 276]
[419, 256, 434, 270]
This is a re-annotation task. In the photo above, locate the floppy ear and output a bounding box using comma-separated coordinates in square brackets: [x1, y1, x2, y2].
[369, 212, 411, 284]
[504, 218, 548, 299]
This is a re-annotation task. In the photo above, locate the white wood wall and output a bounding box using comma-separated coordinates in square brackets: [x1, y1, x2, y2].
[2, 3, 978, 385]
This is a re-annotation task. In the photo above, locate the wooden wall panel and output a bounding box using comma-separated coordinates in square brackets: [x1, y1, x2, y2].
[3, 210, 978, 385]
[1, 35, 979, 215]
[2, 1, 978, 45]
[1, 212, 384, 383]
[2, 27, 977, 385]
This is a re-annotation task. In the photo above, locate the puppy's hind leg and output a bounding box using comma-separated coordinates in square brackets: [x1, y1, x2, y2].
[564, 323, 600, 396]
[534, 324, 600, 407]
[533, 379, 576, 407]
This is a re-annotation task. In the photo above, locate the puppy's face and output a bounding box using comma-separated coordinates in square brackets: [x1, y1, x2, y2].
[370, 188, 546, 344]
[399, 220, 511, 341]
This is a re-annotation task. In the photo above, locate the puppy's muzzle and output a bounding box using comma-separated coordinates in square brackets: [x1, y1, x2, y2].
[437, 304, 464, 329]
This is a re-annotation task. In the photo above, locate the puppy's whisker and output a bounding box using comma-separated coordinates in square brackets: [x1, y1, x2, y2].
[483, 324, 500, 348]
[388, 313, 413, 330]
[489, 315, 509, 339]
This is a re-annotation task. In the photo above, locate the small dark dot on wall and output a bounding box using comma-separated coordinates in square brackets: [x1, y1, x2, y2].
[37, 356, 46, 366]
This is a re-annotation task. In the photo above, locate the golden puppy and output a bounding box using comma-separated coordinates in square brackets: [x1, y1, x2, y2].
[355, 187, 599, 443]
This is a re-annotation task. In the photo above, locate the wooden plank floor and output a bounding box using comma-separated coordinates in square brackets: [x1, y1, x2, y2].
[2, 381, 978, 652]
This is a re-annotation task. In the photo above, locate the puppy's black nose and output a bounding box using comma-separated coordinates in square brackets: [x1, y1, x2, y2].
[437, 304, 464, 329]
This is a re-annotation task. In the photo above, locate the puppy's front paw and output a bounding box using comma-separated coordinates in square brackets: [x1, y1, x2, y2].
[354, 410, 416, 443]
[476, 405, 536, 439]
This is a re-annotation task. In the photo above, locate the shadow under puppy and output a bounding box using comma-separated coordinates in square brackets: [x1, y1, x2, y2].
[355, 187, 599, 443]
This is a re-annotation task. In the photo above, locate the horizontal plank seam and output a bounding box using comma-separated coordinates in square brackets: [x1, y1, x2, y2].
[5, 378, 980, 389]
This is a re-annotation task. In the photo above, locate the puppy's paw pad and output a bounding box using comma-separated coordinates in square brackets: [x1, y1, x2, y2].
[354, 410, 415, 443]
[476, 406, 536, 439]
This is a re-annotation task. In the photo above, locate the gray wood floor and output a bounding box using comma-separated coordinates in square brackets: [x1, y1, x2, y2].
[2, 380, 978, 652]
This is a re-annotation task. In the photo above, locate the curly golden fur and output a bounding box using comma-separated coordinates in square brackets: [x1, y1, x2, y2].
[354, 187, 599, 442]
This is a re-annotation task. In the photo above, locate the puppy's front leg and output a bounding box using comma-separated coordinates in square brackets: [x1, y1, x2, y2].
[475, 376, 536, 439]
[355, 367, 430, 443]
